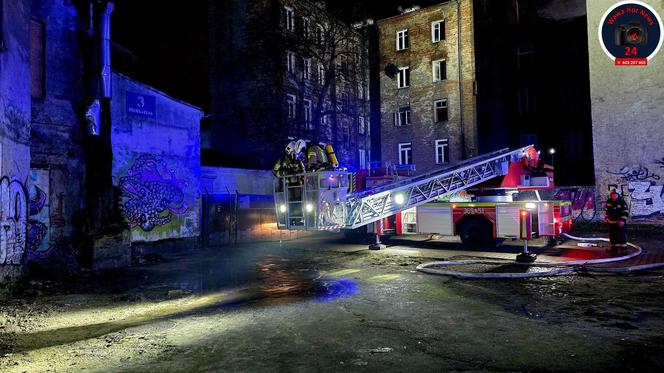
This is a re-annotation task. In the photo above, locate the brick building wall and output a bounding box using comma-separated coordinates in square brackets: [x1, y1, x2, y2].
[378, 1, 477, 174]
[586, 0, 664, 224]
[208, 0, 371, 170]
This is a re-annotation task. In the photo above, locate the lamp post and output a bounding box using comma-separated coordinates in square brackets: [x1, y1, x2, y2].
[549, 147, 556, 167]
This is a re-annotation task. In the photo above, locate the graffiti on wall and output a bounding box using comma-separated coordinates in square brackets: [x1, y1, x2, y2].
[119, 154, 190, 234]
[26, 169, 54, 261]
[607, 165, 660, 182]
[627, 182, 664, 219]
[0, 177, 27, 265]
[607, 162, 664, 221]
[554, 186, 597, 221]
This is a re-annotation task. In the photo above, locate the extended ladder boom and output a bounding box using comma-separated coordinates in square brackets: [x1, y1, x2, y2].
[343, 146, 534, 229]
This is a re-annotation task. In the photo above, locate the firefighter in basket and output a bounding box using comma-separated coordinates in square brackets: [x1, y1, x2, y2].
[273, 140, 305, 184]
[306, 142, 330, 172]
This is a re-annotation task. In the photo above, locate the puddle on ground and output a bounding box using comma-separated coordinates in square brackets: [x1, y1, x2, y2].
[255, 255, 359, 303]
[164, 254, 359, 305]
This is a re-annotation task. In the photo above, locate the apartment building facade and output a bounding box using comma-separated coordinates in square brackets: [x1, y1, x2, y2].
[378, 1, 477, 173]
[208, 0, 371, 170]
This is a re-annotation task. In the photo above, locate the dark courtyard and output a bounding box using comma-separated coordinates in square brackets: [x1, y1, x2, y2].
[2, 228, 664, 372]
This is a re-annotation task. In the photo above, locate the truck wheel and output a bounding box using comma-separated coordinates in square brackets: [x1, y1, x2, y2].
[459, 219, 493, 250]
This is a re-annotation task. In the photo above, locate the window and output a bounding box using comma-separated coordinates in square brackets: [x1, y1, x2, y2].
[339, 54, 348, 77]
[564, 131, 583, 160]
[396, 29, 409, 51]
[359, 148, 366, 169]
[286, 94, 296, 119]
[397, 67, 410, 88]
[321, 114, 330, 126]
[316, 24, 325, 45]
[317, 63, 325, 85]
[431, 20, 445, 42]
[302, 58, 311, 80]
[358, 116, 365, 134]
[518, 88, 537, 114]
[434, 99, 448, 122]
[303, 99, 312, 129]
[435, 139, 449, 164]
[358, 81, 366, 100]
[286, 51, 296, 74]
[517, 44, 535, 71]
[344, 125, 351, 147]
[301, 17, 311, 38]
[340, 92, 349, 112]
[0, 0, 5, 50]
[399, 143, 412, 164]
[30, 19, 45, 99]
[520, 133, 538, 148]
[394, 106, 411, 126]
[432, 59, 446, 82]
[284, 6, 294, 32]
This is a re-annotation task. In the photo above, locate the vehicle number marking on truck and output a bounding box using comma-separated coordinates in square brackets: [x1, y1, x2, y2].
[463, 208, 485, 215]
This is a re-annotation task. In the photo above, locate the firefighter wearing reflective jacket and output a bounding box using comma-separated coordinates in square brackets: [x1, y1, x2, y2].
[605, 189, 629, 253]
[272, 155, 304, 179]
[306, 143, 329, 172]
[273, 141, 305, 183]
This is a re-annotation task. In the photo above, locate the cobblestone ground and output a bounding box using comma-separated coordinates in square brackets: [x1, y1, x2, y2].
[1, 228, 664, 372]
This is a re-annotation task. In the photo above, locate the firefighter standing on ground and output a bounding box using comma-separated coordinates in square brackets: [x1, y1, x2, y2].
[605, 189, 629, 253]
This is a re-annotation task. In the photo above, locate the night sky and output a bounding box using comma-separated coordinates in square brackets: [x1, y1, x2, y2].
[111, 0, 443, 110]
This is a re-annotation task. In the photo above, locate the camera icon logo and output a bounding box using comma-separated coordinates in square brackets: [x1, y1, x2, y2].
[615, 22, 647, 46]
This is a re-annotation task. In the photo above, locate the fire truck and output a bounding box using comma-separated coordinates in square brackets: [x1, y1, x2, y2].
[273, 145, 573, 249]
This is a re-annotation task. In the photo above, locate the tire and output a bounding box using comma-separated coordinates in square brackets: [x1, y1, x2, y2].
[459, 218, 493, 250]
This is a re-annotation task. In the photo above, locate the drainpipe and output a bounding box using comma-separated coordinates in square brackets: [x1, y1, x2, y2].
[100, 2, 114, 99]
[457, 0, 466, 159]
[83, 1, 116, 268]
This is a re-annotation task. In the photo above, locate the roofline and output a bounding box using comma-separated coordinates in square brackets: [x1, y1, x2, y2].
[112, 70, 204, 113]
[376, 1, 455, 24]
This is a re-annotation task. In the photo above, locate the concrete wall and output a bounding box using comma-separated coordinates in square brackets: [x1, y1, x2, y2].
[111, 72, 203, 242]
[587, 0, 664, 223]
[201, 166, 274, 195]
[0, 0, 31, 275]
[378, 0, 477, 173]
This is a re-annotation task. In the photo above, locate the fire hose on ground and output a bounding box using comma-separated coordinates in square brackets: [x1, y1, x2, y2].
[415, 233, 664, 279]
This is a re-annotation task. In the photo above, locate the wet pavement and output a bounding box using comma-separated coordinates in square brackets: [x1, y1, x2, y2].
[1, 229, 664, 372]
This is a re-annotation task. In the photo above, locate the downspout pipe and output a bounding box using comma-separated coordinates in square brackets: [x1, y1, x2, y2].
[100, 2, 114, 99]
[457, 0, 466, 159]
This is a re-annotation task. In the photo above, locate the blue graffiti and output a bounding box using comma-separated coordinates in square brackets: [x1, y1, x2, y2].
[119, 154, 189, 231]
[27, 186, 49, 253]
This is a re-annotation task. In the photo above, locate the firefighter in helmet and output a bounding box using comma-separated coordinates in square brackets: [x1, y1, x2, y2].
[273, 141, 305, 180]
[306, 142, 329, 172]
[605, 188, 629, 254]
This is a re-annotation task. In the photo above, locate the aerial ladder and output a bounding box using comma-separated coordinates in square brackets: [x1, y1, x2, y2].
[274, 146, 539, 240]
